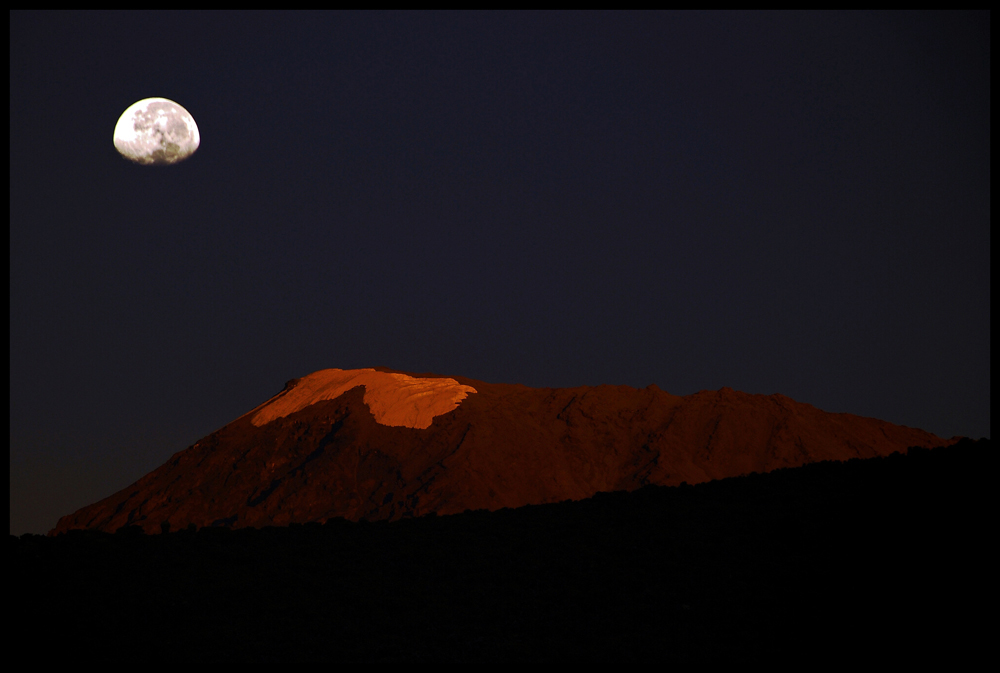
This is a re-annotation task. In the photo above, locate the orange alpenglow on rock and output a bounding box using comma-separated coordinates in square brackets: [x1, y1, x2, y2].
[51, 367, 959, 534]
[249, 368, 478, 430]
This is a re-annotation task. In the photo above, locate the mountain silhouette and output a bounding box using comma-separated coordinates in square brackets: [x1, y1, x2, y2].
[52, 367, 954, 534]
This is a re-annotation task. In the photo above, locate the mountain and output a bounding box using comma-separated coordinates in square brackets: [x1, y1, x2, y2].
[52, 367, 954, 534]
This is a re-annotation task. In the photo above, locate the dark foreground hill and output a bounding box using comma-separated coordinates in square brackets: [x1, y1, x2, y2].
[16, 438, 990, 663]
[53, 368, 953, 533]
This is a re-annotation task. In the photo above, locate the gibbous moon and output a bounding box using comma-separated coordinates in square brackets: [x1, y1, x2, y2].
[113, 98, 200, 165]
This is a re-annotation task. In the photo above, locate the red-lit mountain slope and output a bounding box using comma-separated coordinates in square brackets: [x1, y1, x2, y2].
[52, 367, 955, 534]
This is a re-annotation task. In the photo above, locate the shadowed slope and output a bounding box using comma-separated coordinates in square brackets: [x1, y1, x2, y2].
[22, 441, 989, 663]
[52, 368, 955, 533]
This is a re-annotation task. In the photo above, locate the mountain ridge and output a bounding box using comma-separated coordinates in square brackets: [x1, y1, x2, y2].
[51, 367, 956, 534]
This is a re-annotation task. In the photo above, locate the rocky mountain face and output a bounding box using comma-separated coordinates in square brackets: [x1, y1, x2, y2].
[52, 367, 954, 534]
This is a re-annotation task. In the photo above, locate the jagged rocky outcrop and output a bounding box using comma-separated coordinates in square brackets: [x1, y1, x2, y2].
[52, 367, 955, 533]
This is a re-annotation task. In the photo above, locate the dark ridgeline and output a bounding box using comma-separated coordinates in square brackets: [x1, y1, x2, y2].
[52, 368, 952, 534]
[13, 439, 990, 662]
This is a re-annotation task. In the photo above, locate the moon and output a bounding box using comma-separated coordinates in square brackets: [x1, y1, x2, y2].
[113, 98, 200, 165]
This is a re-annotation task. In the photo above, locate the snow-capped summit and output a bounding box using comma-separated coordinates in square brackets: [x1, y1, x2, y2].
[249, 368, 477, 430]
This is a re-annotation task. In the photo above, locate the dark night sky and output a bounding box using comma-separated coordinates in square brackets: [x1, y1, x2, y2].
[10, 11, 990, 535]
